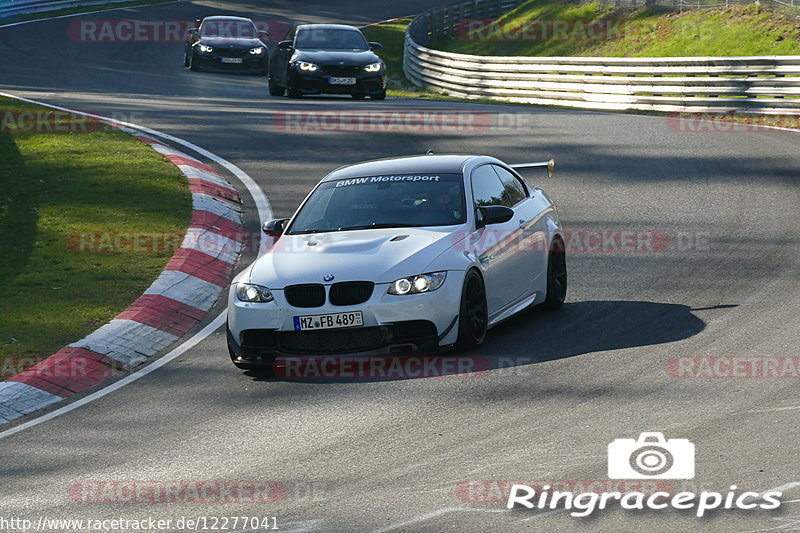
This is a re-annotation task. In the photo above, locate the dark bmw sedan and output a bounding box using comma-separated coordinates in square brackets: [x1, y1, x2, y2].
[269, 24, 387, 99]
[184, 16, 268, 75]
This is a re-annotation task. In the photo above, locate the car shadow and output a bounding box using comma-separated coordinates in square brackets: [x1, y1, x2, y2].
[245, 300, 707, 383]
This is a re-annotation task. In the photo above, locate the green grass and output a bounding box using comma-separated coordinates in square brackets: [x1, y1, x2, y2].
[0, 97, 191, 378]
[0, 0, 176, 26]
[362, 18, 425, 94]
[432, 1, 800, 57]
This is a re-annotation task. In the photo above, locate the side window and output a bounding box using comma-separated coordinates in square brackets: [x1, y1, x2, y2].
[284, 26, 296, 41]
[492, 165, 527, 205]
[471, 165, 510, 208]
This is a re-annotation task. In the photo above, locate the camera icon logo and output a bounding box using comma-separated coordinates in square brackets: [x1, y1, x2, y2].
[608, 432, 695, 479]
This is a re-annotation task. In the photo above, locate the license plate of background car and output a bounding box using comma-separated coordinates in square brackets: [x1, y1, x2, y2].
[221, 57, 243, 64]
[329, 77, 356, 85]
[293, 311, 364, 331]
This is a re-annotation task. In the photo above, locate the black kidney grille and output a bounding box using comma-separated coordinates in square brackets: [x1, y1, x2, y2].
[284, 284, 325, 308]
[322, 65, 361, 77]
[216, 47, 247, 58]
[329, 281, 374, 306]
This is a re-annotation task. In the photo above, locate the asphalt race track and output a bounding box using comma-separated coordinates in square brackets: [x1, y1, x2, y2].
[1, 1, 799, 531]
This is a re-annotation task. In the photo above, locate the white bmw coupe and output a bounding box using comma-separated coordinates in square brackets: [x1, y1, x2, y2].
[227, 154, 566, 371]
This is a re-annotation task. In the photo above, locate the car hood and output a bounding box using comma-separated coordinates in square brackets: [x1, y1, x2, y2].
[291, 49, 380, 66]
[248, 227, 464, 288]
[198, 37, 263, 48]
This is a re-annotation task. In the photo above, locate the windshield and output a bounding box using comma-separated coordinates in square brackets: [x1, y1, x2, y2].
[200, 19, 257, 39]
[288, 174, 466, 234]
[294, 27, 369, 51]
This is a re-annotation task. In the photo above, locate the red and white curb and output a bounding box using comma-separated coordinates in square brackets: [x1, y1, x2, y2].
[0, 127, 245, 425]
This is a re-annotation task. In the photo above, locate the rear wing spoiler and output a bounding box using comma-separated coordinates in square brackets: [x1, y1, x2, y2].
[510, 159, 555, 178]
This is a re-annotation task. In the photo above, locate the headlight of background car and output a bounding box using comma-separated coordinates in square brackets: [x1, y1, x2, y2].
[235, 283, 274, 303]
[297, 61, 318, 71]
[364, 62, 382, 73]
[388, 272, 447, 295]
[198, 44, 213, 53]
[250, 46, 265, 55]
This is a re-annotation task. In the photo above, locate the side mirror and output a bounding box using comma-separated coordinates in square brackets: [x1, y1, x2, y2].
[278, 40, 293, 52]
[476, 206, 514, 229]
[369, 41, 383, 51]
[262, 218, 290, 237]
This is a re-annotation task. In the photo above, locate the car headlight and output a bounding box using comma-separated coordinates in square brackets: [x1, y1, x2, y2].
[198, 44, 214, 53]
[364, 62, 383, 72]
[387, 272, 446, 295]
[235, 283, 274, 303]
[250, 46, 265, 55]
[297, 61, 318, 71]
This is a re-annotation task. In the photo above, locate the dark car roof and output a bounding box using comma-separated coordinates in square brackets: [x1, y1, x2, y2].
[323, 155, 477, 181]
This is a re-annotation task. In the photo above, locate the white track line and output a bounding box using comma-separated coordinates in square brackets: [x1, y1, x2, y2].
[369, 507, 509, 533]
[0, 91, 272, 440]
[0, 0, 186, 29]
[742, 482, 800, 505]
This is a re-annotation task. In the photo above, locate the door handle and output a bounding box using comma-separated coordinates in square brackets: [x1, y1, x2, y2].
[518, 219, 529, 229]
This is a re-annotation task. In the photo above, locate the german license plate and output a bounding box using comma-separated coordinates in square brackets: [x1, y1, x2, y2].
[294, 311, 363, 331]
[221, 57, 243, 64]
[329, 77, 356, 85]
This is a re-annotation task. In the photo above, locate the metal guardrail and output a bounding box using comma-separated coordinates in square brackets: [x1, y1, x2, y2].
[0, 0, 139, 20]
[403, 0, 800, 114]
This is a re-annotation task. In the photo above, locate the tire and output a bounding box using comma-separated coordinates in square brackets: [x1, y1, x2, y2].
[189, 53, 198, 71]
[541, 237, 567, 310]
[286, 80, 301, 98]
[456, 270, 488, 350]
[268, 75, 284, 96]
[371, 89, 386, 100]
[183, 51, 190, 67]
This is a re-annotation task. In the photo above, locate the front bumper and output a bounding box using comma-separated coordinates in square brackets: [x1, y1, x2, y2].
[193, 52, 267, 74]
[288, 66, 386, 96]
[227, 274, 463, 365]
